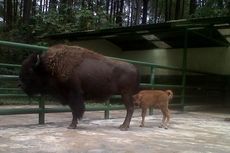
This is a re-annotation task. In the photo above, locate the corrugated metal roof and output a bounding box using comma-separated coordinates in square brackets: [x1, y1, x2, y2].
[44, 16, 230, 51]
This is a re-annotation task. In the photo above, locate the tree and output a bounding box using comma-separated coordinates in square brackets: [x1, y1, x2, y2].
[49, 0, 58, 12]
[175, 0, 184, 19]
[142, 0, 149, 24]
[227, 0, 230, 15]
[23, 0, 32, 24]
[5, 0, 13, 30]
[189, 0, 196, 15]
[115, 0, 124, 26]
[1, 0, 229, 38]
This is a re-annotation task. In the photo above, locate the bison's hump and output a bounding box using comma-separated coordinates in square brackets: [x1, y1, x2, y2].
[42, 44, 104, 81]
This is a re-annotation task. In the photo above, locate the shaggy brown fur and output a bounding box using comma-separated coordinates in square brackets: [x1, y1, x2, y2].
[42, 45, 103, 81]
[133, 90, 173, 129]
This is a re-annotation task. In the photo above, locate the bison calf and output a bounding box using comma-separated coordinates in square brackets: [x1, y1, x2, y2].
[19, 44, 139, 131]
[133, 90, 173, 129]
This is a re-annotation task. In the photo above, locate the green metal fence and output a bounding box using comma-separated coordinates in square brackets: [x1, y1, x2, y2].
[0, 40, 224, 124]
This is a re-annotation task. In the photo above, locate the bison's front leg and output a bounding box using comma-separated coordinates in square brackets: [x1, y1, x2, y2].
[120, 93, 134, 131]
[68, 111, 78, 129]
[68, 92, 85, 129]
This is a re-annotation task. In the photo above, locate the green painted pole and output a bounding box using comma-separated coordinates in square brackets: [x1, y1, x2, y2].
[38, 96, 45, 124]
[149, 66, 155, 115]
[181, 29, 188, 110]
[104, 100, 110, 119]
[0, 40, 48, 52]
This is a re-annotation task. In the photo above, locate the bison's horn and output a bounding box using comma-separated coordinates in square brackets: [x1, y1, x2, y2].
[35, 54, 40, 67]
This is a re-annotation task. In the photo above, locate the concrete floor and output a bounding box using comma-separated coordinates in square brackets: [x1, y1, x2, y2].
[0, 106, 230, 153]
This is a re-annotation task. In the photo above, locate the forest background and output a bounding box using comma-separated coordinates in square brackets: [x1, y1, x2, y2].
[0, 0, 230, 65]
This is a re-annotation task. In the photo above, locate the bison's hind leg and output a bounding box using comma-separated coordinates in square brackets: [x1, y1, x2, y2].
[119, 93, 134, 131]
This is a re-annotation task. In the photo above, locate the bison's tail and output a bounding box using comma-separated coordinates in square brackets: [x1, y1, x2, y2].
[165, 90, 173, 100]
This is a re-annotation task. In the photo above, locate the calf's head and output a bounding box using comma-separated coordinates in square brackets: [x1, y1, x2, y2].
[132, 94, 142, 107]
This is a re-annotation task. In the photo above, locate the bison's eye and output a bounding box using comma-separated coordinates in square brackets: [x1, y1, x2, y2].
[18, 83, 22, 88]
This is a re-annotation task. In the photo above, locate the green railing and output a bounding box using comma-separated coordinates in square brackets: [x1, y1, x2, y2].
[0, 40, 222, 124]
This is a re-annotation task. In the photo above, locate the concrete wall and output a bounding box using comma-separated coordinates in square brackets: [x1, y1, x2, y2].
[187, 47, 230, 75]
[121, 47, 230, 75]
[70, 39, 122, 57]
[70, 39, 230, 75]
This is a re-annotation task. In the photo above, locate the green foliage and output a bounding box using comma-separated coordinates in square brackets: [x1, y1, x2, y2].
[192, 0, 230, 18]
[31, 7, 113, 37]
[0, 5, 115, 65]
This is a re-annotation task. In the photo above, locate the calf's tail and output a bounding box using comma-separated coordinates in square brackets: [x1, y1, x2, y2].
[165, 90, 173, 100]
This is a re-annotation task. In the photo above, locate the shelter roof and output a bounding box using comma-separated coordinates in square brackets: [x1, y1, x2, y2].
[45, 16, 230, 51]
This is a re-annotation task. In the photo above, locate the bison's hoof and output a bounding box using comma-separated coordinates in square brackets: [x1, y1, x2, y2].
[119, 124, 129, 131]
[139, 124, 144, 127]
[68, 124, 77, 129]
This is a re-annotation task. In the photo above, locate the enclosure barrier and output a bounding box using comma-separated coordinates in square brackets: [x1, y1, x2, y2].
[0, 40, 220, 124]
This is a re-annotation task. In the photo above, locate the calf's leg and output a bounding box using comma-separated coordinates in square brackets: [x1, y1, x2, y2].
[140, 108, 147, 127]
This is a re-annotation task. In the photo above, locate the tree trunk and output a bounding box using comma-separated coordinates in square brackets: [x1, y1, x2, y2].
[59, 0, 67, 14]
[39, 0, 42, 12]
[168, 0, 172, 20]
[154, 0, 158, 23]
[106, 0, 110, 15]
[131, 0, 134, 25]
[32, 0, 36, 15]
[189, 0, 197, 15]
[175, 0, 182, 19]
[23, 0, 32, 24]
[110, 0, 114, 23]
[227, 0, 230, 15]
[142, 0, 149, 24]
[6, 0, 13, 30]
[13, 0, 18, 22]
[181, 0, 185, 18]
[165, 0, 168, 21]
[49, 0, 58, 11]
[134, 0, 141, 25]
[116, 0, 124, 26]
[127, 0, 131, 26]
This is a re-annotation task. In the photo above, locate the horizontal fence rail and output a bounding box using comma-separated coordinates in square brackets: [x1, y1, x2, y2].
[0, 40, 225, 125]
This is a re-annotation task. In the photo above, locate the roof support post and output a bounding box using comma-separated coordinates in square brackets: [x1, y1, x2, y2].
[149, 66, 155, 115]
[181, 28, 188, 110]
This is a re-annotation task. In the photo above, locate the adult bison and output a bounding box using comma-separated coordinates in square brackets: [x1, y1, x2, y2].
[19, 44, 139, 130]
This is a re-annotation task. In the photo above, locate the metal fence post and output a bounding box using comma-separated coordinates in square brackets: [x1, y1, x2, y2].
[181, 28, 188, 111]
[38, 95, 45, 124]
[104, 100, 110, 119]
[149, 66, 155, 115]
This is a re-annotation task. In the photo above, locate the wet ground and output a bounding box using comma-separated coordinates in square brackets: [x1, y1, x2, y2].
[0, 106, 230, 153]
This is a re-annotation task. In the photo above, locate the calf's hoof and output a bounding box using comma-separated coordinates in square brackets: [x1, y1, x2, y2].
[158, 125, 163, 128]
